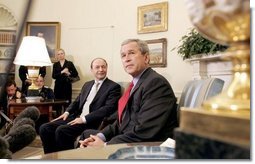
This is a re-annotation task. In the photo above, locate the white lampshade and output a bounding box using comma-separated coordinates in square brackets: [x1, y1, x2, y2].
[13, 36, 52, 66]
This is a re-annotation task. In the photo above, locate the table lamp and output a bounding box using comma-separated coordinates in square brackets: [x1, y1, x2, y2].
[13, 36, 52, 90]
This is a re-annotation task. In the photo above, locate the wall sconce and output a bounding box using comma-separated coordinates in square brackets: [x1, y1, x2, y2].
[13, 36, 52, 90]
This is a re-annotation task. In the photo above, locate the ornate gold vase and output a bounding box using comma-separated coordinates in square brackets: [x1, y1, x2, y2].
[185, 0, 250, 113]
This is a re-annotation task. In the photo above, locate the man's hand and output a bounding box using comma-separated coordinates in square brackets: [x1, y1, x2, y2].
[67, 117, 84, 125]
[15, 91, 22, 99]
[51, 112, 68, 122]
[25, 79, 32, 85]
[79, 135, 105, 148]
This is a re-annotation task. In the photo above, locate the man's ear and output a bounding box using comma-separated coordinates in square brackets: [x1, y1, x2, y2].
[144, 53, 150, 64]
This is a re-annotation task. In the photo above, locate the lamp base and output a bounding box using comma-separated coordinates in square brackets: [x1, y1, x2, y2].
[25, 96, 42, 103]
[27, 66, 40, 90]
[28, 84, 39, 90]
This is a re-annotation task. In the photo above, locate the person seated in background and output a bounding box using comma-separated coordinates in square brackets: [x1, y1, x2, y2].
[0, 79, 25, 129]
[78, 39, 178, 148]
[39, 58, 121, 154]
[34, 75, 55, 100]
[32, 76, 55, 134]
[19, 65, 46, 95]
[0, 79, 24, 111]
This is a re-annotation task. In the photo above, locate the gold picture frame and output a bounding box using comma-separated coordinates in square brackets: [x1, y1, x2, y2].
[137, 2, 168, 34]
[146, 38, 167, 67]
[26, 22, 61, 62]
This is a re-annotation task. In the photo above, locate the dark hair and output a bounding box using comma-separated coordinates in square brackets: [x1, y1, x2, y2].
[5, 79, 17, 88]
[121, 39, 149, 55]
[90, 58, 108, 69]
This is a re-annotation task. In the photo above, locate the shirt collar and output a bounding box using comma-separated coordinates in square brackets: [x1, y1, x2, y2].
[95, 77, 106, 84]
[132, 68, 149, 86]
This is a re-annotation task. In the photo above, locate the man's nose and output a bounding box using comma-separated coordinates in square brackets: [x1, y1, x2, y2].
[123, 56, 131, 62]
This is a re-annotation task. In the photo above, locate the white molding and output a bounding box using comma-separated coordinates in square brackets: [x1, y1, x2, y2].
[72, 88, 81, 101]
[186, 54, 233, 89]
[0, 5, 17, 28]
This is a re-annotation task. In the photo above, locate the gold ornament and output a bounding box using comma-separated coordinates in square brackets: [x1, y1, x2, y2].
[185, 0, 250, 112]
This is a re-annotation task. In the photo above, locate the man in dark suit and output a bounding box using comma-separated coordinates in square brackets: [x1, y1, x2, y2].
[0, 79, 25, 129]
[39, 58, 121, 153]
[32, 76, 55, 133]
[27, 76, 55, 99]
[79, 39, 178, 147]
[34, 76, 55, 100]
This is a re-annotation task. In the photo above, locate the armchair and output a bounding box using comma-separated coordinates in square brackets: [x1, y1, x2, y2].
[177, 78, 225, 123]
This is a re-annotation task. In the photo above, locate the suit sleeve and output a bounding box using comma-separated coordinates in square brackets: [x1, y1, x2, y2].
[19, 66, 27, 82]
[52, 62, 62, 79]
[39, 66, 46, 77]
[52, 63, 59, 79]
[67, 61, 78, 78]
[46, 88, 55, 99]
[65, 83, 87, 115]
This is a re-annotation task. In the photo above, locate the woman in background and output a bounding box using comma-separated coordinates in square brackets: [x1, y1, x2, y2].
[52, 48, 78, 105]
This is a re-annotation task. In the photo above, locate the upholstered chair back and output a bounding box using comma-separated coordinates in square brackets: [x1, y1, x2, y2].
[117, 82, 130, 95]
[177, 78, 225, 123]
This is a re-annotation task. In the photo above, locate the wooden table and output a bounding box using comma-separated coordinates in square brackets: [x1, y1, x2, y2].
[35, 142, 162, 159]
[8, 98, 69, 121]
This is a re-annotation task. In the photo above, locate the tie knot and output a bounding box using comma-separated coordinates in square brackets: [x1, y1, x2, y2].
[95, 81, 100, 91]
[127, 81, 134, 92]
[129, 82, 134, 87]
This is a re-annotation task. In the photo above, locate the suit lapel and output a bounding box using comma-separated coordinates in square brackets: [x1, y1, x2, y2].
[92, 78, 108, 103]
[63, 60, 68, 68]
[80, 81, 94, 106]
[120, 68, 152, 130]
[130, 68, 151, 97]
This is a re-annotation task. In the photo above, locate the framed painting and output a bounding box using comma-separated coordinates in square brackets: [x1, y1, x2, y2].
[146, 38, 167, 67]
[137, 2, 168, 34]
[26, 22, 61, 62]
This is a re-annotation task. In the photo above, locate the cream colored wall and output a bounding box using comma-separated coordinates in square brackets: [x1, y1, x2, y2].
[2, 0, 194, 98]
